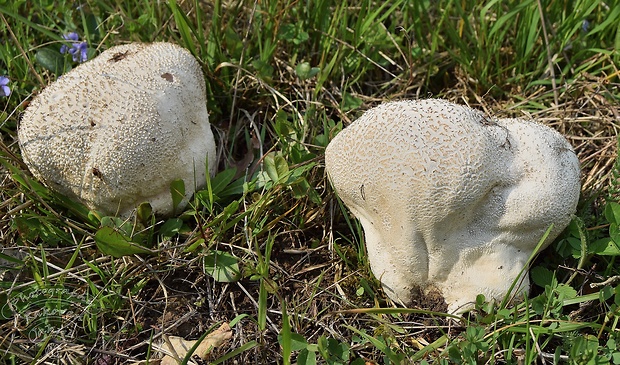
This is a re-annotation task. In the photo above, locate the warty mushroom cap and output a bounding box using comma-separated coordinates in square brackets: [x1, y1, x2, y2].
[18, 42, 217, 217]
[325, 99, 581, 313]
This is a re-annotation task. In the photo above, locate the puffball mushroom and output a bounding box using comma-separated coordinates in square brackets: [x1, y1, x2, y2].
[18, 42, 216, 217]
[325, 99, 580, 313]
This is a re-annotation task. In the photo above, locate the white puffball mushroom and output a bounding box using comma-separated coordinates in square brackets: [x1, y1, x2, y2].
[325, 99, 580, 313]
[18, 42, 217, 217]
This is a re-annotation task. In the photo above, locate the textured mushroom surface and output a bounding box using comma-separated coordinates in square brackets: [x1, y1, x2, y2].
[325, 99, 580, 313]
[19, 42, 216, 216]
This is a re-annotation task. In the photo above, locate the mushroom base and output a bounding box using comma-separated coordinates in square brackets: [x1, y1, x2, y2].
[406, 285, 448, 314]
[372, 242, 531, 314]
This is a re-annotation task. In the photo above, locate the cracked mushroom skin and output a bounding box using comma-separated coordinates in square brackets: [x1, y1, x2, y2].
[18, 42, 216, 217]
[325, 99, 580, 313]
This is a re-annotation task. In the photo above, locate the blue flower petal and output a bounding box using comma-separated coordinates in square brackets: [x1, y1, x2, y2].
[63, 32, 79, 41]
[0, 85, 10, 97]
[78, 43, 88, 62]
[60, 33, 88, 62]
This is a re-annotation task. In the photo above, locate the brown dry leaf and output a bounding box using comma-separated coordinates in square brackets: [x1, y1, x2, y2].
[160, 323, 233, 365]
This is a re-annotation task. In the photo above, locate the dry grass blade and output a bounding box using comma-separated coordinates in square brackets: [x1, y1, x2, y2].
[156, 323, 232, 365]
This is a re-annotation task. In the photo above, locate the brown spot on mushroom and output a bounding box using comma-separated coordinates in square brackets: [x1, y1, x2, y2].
[161, 73, 174, 82]
[360, 184, 366, 200]
[92, 167, 103, 180]
[108, 51, 130, 62]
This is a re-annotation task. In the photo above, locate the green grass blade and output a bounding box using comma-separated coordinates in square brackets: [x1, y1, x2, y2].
[280, 301, 292, 365]
[210, 340, 259, 365]
[258, 278, 268, 331]
[168, 0, 197, 55]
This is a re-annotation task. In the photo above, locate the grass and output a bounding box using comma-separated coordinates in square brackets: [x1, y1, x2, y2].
[1, 0, 619, 363]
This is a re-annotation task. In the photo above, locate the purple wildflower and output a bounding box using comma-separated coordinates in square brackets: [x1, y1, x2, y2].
[60, 32, 88, 63]
[582, 20, 590, 33]
[70, 42, 88, 63]
[0, 76, 10, 97]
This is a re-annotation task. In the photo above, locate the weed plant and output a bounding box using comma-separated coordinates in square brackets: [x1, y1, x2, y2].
[1, 0, 619, 363]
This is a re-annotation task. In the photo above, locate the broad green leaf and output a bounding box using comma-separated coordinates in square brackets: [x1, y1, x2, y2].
[275, 156, 290, 181]
[54, 193, 96, 225]
[555, 284, 578, 300]
[210, 168, 237, 196]
[289, 144, 315, 164]
[83, 12, 100, 40]
[159, 218, 183, 240]
[264, 153, 290, 183]
[224, 27, 244, 59]
[600, 285, 615, 302]
[136, 202, 153, 224]
[297, 348, 317, 365]
[217, 177, 247, 198]
[531, 266, 555, 288]
[279, 333, 309, 352]
[605, 202, 620, 247]
[291, 178, 321, 204]
[320, 337, 350, 362]
[279, 23, 309, 45]
[204, 250, 240, 282]
[605, 202, 620, 225]
[252, 59, 274, 79]
[611, 224, 620, 244]
[35, 47, 70, 75]
[341, 92, 363, 112]
[296, 62, 320, 80]
[263, 154, 278, 182]
[94, 227, 153, 258]
[100, 216, 133, 237]
[275, 110, 296, 143]
[591, 238, 620, 256]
